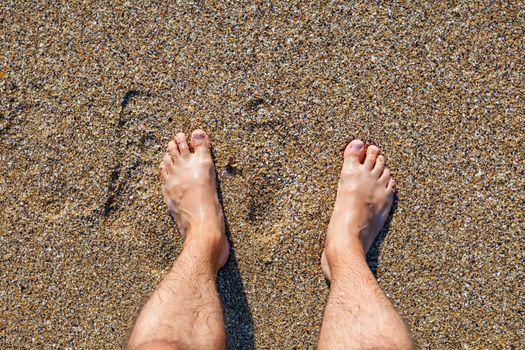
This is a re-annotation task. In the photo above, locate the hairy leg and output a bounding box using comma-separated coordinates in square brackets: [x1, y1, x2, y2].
[319, 140, 413, 350]
[128, 130, 229, 350]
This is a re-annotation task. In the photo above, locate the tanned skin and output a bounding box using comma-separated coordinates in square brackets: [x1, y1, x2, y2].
[128, 132, 413, 350]
[319, 139, 414, 349]
[128, 130, 228, 350]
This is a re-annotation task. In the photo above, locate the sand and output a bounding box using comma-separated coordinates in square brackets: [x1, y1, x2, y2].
[1, 1, 524, 348]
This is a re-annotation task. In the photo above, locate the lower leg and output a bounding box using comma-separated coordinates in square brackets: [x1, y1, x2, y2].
[319, 140, 413, 349]
[319, 246, 413, 349]
[128, 238, 226, 350]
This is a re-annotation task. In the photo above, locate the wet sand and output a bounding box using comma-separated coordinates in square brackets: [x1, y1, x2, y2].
[1, 1, 524, 348]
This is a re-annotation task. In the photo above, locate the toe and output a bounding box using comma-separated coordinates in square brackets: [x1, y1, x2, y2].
[343, 139, 365, 166]
[159, 161, 167, 180]
[372, 155, 385, 177]
[168, 140, 179, 161]
[380, 167, 391, 185]
[189, 129, 211, 156]
[364, 145, 380, 169]
[387, 178, 396, 192]
[163, 152, 174, 173]
[175, 132, 190, 158]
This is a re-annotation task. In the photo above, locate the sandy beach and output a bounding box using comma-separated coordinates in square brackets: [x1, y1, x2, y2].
[1, 1, 524, 348]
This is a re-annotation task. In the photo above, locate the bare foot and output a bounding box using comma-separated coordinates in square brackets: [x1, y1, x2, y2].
[159, 129, 229, 272]
[321, 139, 395, 281]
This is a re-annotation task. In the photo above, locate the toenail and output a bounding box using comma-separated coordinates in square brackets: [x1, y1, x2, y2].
[352, 141, 363, 151]
[192, 133, 205, 140]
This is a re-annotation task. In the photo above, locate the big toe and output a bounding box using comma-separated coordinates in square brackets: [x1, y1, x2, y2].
[189, 129, 211, 155]
[343, 139, 365, 166]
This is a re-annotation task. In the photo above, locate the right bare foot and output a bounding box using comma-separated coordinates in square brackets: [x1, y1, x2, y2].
[322, 139, 396, 281]
[159, 129, 229, 272]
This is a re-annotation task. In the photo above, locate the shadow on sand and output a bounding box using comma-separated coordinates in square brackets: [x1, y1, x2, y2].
[215, 172, 255, 349]
[217, 224, 255, 350]
[366, 193, 399, 277]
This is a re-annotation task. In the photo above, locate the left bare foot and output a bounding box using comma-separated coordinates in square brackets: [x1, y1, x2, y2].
[159, 129, 229, 272]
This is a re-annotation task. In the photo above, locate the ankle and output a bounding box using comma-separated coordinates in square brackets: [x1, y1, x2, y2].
[176, 240, 219, 272]
[184, 226, 224, 245]
[325, 235, 366, 261]
[324, 238, 369, 277]
[179, 230, 228, 272]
